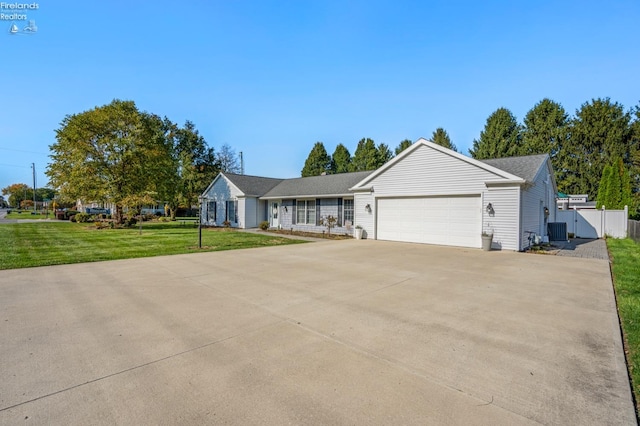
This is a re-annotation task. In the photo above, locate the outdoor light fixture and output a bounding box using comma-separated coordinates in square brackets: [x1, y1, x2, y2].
[486, 203, 494, 216]
[365, 204, 372, 213]
[284, 206, 288, 212]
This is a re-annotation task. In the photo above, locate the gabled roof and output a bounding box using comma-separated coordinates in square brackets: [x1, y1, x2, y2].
[262, 171, 374, 199]
[351, 138, 525, 190]
[222, 173, 284, 197]
[480, 154, 549, 183]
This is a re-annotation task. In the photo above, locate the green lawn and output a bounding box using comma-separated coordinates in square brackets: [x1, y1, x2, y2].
[6, 212, 52, 220]
[0, 221, 305, 270]
[607, 238, 640, 412]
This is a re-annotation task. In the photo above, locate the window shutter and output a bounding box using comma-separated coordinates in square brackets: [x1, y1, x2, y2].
[337, 198, 343, 226]
[234, 200, 238, 223]
[214, 201, 217, 222]
[225, 201, 229, 221]
[292, 200, 297, 225]
[316, 199, 321, 225]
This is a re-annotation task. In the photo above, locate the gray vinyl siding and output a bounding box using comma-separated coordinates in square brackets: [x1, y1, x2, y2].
[483, 186, 520, 250]
[366, 145, 508, 197]
[279, 198, 353, 235]
[201, 176, 243, 227]
[354, 192, 375, 239]
[520, 162, 556, 250]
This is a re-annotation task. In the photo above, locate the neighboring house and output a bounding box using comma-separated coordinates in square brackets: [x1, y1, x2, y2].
[556, 193, 596, 210]
[350, 139, 557, 251]
[201, 138, 558, 251]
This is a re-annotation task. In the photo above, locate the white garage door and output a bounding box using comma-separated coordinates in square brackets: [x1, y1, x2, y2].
[377, 196, 481, 248]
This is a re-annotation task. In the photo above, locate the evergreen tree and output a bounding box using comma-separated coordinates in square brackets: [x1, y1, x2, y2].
[350, 138, 379, 172]
[564, 98, 632, 197]
[301, 142, 331, 177]
[395, 139, 413, 155]
[521, 98, 568, 158]
[377, 143, 394, 166]
[430, 128, 457, 151]
[596, 165, 612, 209]
[469, 108, 522, 159]
[330, 143, 351, 174]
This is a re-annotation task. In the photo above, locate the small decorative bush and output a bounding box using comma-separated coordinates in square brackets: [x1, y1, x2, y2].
[69, 214, 77, 222]
[74, 212, 92, 223]
[259, 221, 269, 230]
[223, 220, 231, 228]
[125, 217, 137, 227]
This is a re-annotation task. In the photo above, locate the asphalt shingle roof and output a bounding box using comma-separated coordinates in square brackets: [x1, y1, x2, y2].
[223, 173, 284, 197]
[262, 171, 374, 198]
[481, 154, 548, 182]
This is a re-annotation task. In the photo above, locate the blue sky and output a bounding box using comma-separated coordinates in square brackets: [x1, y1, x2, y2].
[1, 0, 639, 194]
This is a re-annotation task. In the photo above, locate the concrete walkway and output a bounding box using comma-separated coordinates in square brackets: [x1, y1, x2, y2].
[554, 238, 610, 260]
[0, 240, 634, 425]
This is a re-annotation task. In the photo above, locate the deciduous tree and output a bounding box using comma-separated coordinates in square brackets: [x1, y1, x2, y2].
[217, 143, 241, 174]
[47, 100, 173, 223]
[1, 183, 29, 207]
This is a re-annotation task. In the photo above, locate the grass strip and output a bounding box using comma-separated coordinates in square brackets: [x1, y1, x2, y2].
[607, 238, 640, 413]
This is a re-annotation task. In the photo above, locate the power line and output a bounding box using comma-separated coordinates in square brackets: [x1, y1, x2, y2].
[0, 163, 30, 168]
[0, 147, 49, 156]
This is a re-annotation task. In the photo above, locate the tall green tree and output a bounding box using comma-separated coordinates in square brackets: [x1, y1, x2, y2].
[330, 143, 351, 174]
[350, 138, 378, 172]
[521, 98, 568, 158]
[596, 158, 632, 211]
[395, 139, 412, 155]
[563, 98, 632, 197]
[377, 143, 394, 166]
[431, 128, 457, 151]
[469, 108, 522, 159]
[47, 100, 174, 223]
[301, 142, 331, 176]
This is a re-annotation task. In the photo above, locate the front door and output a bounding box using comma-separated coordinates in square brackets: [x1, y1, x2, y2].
[270, 201, 280, 228]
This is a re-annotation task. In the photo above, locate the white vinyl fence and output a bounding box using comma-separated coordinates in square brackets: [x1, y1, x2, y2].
[556, 206, 628, 239]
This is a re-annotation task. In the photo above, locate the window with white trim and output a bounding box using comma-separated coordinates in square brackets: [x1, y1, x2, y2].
[296, 199, 316, 224]
[343, 199, 354, 224]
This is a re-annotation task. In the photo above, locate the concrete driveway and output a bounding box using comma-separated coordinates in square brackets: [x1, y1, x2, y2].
[0, 240, 635, 425]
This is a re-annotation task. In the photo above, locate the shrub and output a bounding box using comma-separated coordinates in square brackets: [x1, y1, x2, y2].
[259, 220, 269, 230]
[69, 214, 77, 222]
[64, 210, 79, 220]
[74, 212, 92, 223]
[223, 220, 231, 228]
[124, 216, 137, 227]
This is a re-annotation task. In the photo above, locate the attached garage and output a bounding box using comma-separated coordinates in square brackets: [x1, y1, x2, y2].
[350, 139, 558, 251]
[376, 196, 481, 248]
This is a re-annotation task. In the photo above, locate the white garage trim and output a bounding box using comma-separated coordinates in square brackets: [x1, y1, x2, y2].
[376, 195, 482, 248]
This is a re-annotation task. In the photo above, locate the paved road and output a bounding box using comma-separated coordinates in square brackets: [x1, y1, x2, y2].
[0, 240, 635, 425]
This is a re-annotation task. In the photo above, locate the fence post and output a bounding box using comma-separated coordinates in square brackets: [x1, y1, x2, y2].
[624, 205, 628, 237]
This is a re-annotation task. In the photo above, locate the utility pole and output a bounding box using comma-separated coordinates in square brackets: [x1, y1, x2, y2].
[32, 163, 36, 213]
[239, 151, 244, 175]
